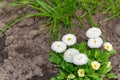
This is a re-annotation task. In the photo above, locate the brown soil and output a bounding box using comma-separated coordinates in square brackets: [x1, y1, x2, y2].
[0, 1, 120, 80]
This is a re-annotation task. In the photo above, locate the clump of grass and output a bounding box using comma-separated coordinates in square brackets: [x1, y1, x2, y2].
[0, 0, 120, 39]
[78, 0, 120, 22]
[0, 0, 79, 39]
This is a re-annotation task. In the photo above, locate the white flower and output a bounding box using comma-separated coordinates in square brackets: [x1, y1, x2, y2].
[73, 54, 88, 65]
[87, 37, 103, 48]
[51, 41, 67, 53]
[86, 27, 102, 38]
[64, 48, 80, 63]
[78, 69, 85, 77]
[62, 34, 77, 46]
[107, 61, 111, 68]
[103, 42, 113, 51]
[67, 74, 75, 79]
[91, 61, 101, 70]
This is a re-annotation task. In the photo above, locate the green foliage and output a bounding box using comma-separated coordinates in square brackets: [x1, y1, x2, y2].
[1, 0, 120, 39]
[0, 13, 48, 37]
[0, 0, 78, 39]
[107, 73, 117, 79]
[49, 41, 116, 80]
[49, 51, 62, 64]
[79, 0, 120, 21]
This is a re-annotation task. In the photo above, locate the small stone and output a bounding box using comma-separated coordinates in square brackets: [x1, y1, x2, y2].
[34, 67, 43, 76]
[115, 25, 120, 36]
[18, 18, 34, 26]
[5, 36, 14, 45]
[29, 30, 38, 38]
[9, 57, 12, 59]
[4, 59, 7, 63]
[5, 29, 13, 36]
[25, 71, 33, 79]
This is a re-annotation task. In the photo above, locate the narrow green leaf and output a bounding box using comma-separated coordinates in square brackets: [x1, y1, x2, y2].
[107, 73, 117, 79]
[56, 69, 66, 80]
[49, 52, 62, 64]
[50, 77, 57, 80]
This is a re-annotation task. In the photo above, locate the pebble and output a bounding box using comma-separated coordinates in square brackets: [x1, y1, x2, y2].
[115, 25, 120, 36]
[5, 36, 14, 45]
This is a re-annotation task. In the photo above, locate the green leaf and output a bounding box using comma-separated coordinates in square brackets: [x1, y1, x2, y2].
[94, 49, 101, 59]
[95, 50, 109, 62]
[84, 77, 91, 80]
[78, 41, 87, 53]
[73, 78, 79, 80]
[107, 50, 116, 57]
[85, 62, 94, 75]
[36, 0, 54, 13]
[56, 69, 66, 80]
[87, 74, 103, 80]
[49, 51, 62, 64]
[107, 73, 117, 79]
[50, 77, 57, 80]
[87, 74, 99, 79]
[99, 65, 112, 74]
[60, 61, 74, 72]
[87, 50, 95, 60]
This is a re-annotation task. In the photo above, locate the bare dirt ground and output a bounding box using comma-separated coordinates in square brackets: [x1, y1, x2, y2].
[0, 1, 120, 80]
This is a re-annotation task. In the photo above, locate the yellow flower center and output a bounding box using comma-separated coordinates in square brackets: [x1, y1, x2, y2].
[91, 62, 100, 70]
[94, 40, 97, 44]
[106, 45, 110, 49]
[78, 57, 82, 60]
[93, 64, 98, 68]
[78, 69, 85, 77]
[57, 45, 60, 47]
[67, 37, 72, 41]
[80, 71, 84, 74]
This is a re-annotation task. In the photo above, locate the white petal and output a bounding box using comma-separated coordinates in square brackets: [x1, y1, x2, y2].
[103, 42, 113, 51]
[86, 27, 102, 38]
[62, 34, 77, 46]
[51, 41, 67, 53]
[88, 37, 103, 48]
[64, 48, 80, 63]
[73, 54, 88, 65]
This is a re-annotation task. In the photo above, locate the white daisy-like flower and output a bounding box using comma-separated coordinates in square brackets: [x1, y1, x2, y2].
[73, 54, 88, 65]
[64, 48, 80, 63]
[87, 37, 103, 48]
[91, 61, 101, 70]
[86, 27, 102, 38]
[78, 69, 85, 77]
[67, 74, 75, 79]
[103, 42, 113, 51]
[62, 34, 77, 46]
[51, 41, 67, 53]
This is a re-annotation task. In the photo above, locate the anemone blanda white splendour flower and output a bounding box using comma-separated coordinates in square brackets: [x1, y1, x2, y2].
[62, 34, 77, 46]
[87, 37, 103, 48]
[51, 41, 67, 53]
[78, 69, 85, 77]
[103, 42, 113, 51]
[86, 27, 102, 38]
[91, 61, 101, 70]
[67, 74, 75, 79]
[64, 48, 80, 63]
[73, 54, 88, 65]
